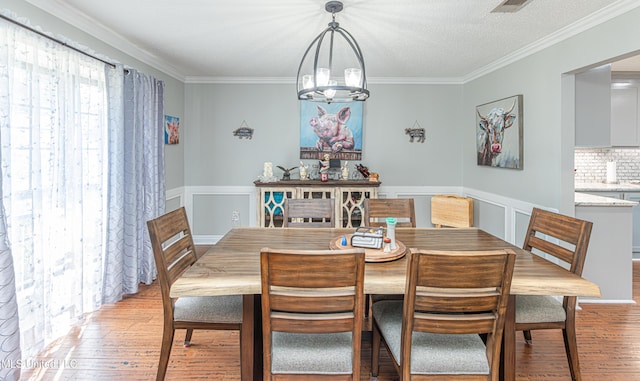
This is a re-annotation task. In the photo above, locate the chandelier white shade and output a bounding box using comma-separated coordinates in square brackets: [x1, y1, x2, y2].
[296, 1, 369, 103]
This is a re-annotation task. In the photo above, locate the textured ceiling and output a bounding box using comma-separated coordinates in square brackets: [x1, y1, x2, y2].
[22, 0, 640, 82]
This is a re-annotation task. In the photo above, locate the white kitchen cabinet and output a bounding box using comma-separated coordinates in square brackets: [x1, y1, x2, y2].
[610, 86, 639, 146]
[624, 192, 640, 256]
[575, 65, 612, 147]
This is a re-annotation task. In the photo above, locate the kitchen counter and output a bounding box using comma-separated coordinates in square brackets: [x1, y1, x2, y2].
[575, 192, 638, 207]
[575, 182, 640, 192]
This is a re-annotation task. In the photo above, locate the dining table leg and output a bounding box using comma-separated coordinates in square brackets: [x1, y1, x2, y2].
[501, 294, 517, 381]
[253, 295, 263, 380]
[241, 294, 263, 381]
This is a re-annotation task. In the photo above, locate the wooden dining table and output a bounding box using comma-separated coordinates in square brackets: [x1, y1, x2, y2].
[171, 227, 601, 381]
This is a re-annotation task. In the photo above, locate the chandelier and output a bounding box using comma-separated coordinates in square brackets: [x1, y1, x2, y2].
[296, 1, 369, 103]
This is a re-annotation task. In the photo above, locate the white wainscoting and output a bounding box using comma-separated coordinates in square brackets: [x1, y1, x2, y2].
[168, 185, 544, 246]
[165, 185, 627, 303]
[183, 186, 256, 244]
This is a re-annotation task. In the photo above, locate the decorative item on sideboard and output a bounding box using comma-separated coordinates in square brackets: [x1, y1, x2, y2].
[356, 163, 370, 178]
[276, 165, 298, 181]
[341, 161, 349, 180]
[299, 161, 309, 180]
[319, 153, 330, 182]
[258, 161, 279, 182]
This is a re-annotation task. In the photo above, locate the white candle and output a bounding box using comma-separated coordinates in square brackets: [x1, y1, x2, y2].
[263, 162, 273, 178]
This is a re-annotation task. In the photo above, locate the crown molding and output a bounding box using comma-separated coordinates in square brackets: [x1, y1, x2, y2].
[184, 77, 295, 85]
[22, 0, 186, 81]
[184, 76, 464, 85]
[22, 0, 640, 86]
[462, 0, 640, 83]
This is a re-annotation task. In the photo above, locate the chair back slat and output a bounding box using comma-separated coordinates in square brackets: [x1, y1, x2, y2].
[416, 251, 509, 288]
[527, 235, 576, 264]
[271, 314, 355, 333]
[270, 293, 355, 313]
[524, 208, 593, 275]
[415, 293, 500, 313]
[412, 312, 497, 334]
[364, 198, 416, 228]
[527, 209, 585, 244]
[266, 251, 359, 288]
[282, 198, 335, 228]
[163, 235, 196, 270]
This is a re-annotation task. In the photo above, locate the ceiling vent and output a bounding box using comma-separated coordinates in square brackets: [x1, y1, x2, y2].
[492, 0, 533, 13]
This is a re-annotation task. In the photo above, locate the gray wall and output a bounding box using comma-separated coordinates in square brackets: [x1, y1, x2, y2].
[4, 0, 186, 191]
[184, 83, 463, 187]
[8, 0, 640, 225]
[462, 5, 640, 215]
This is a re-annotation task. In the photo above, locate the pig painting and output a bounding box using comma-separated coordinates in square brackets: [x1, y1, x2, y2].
[299, 101, 363, 160]
[309, 105, 354, 152]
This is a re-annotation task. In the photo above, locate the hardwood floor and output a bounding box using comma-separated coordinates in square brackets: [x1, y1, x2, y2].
[21, 261, 640, 380]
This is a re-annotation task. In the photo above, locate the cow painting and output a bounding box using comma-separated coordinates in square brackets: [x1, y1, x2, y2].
[476, 96, 523, 169]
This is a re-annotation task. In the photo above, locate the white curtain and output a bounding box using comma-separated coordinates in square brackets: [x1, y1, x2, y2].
[102, 68, 165, 303]
[0, 11, 165, 368]
[0, 14, 107, 364]
[0, 16, 21, 381]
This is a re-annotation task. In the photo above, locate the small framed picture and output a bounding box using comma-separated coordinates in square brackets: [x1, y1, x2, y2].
[165, 115, 180, 145]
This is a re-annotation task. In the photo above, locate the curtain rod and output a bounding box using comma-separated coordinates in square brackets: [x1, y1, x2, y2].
[0, 13, 117, 69]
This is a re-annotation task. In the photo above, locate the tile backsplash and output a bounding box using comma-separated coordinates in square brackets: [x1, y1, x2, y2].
[575, 148, 640, 183]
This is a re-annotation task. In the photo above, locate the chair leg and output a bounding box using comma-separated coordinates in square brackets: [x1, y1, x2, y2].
[371, 324, 381, 377]
[563, 326, 582, 381]
[184, 328, 194, 347]
[365, 294, 371, 317]
[157, 326, 175, 381]
[523, 330, 532, 344]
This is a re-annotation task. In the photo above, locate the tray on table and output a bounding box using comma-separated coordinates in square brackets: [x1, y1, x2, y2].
[329, 234, 406, 263]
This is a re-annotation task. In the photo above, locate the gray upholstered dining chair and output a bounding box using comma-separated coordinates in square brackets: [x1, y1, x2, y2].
[260, 247, 366, 381]
[371, 248, 516, 381]
[282, 198, 335, 227]
[147, 207, 244, 381]
[515, 208, 593, 381]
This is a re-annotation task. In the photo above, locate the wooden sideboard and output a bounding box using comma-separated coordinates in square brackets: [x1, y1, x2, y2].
[254, 180, 381, 228]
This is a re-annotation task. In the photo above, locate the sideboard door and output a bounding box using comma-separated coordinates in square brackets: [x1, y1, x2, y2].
[259, 187, 297, 228]
[338, 187, 377, 228]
